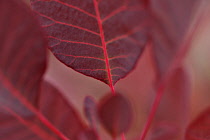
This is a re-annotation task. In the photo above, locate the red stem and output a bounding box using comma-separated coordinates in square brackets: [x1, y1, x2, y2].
[139, 9, 203, 140]
[93, 1, 118, 140]
[121, 133, 126, 140]
[139, 84, 165, 140]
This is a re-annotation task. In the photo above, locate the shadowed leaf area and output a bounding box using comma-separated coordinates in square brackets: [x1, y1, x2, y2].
[98, 93, 133, 138]
[0, 0, 90, 140]
[148, 0, 198, 77]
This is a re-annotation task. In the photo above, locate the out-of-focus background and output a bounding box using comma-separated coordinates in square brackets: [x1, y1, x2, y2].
[24, 0, 210, 139]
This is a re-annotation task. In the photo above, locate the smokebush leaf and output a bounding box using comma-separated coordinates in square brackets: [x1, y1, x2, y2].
[146, 67, 191, 140]
[0, 0, 46, 104]
[38, 81, 86, 139]
[30, 0, 148, 86]
[149, 0, 198, 77]
[0, 0, 85, 139]
[0, 81, 86, 140]
[77, 129, 98, 140]
[98, 93, 133, 138]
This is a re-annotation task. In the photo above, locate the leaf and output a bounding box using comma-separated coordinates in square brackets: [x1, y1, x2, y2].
[0, 0, 85, 139]
[38, 81, 86, 139]
[0, 0, 46, 104]
[0, 81, 85, 140]
[77, 129, 98, 140]
[185, 107, 210, 140]
[149, 0, 198, 77]
[30, 0, 148, 86]
[146, 67, 192, 140]
[98, 93, 133, 138]
[84, 96, 98, 129]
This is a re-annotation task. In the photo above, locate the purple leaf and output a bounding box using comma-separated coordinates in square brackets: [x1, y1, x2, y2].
[146, 67, 192, 140]
[0, 0, 86, 139]
[30, 0, 149, 86]
[149, 0, 198, 77]
[98, 93, 133, 138]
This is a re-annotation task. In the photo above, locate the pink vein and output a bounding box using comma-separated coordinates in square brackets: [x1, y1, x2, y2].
[53, 0, 97, 18]
[93, 0, 115, 94]
[76, 68, 106, 71]
[35, 11, 100, 36]
[111, 67, 127, 72]
[109, 54, 131, 60]
[106, 22, 147, 45]
[48, 36, 103, 48]
[102, 6, 127, 22]
[54, 53, 104, 61]
[0, 71, 69, 140]
[121, 133, 126, 140]
[76, 67, 128, 72]
[31, 0, 96, 18]
[102, 5, 145, 23]
[139, 9, 204, 140]
[1, 106, 56, 140]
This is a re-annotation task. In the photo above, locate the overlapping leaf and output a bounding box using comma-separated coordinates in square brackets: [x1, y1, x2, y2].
[31, 0, 148, 86]
[146, 67, 191, 140]
[0, 81, 85, 140]
[0, 0, 85, 139]
[149, 0, 198, 77]
[98, 93, 133, 138]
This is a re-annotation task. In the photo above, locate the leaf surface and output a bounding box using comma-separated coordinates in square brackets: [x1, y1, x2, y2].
[0, 0, 85, 139]
[98, 93, 133, 138]
[0, 81, 85, 140]
[149, 0, 198, 77]
[185, 107, 210, 140]
[30, 0, 148, 86]
[146, 67, 191, 140]
[77, 129, 98, 140]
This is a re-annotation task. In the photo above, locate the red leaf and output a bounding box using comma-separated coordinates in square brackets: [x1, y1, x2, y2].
[30, 0, 148, 86]
[146, 67, 192, 140]
[0, 0, 85, 139]
[77, 129, 98, 140]
[0, 0, 46, 104]
[185, 107, 210, 140]
[149, 0, 198, 77]
[98, 93, 133, 138]
[84, 96, 98, 129]
[38, 81, 86, 139]
[0, 81, 85, 140]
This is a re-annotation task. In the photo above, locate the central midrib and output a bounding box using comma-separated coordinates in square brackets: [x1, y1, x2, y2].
[93, 0, 115, 94]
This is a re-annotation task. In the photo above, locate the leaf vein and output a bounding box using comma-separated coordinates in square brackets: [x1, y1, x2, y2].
[106, 22, 148, 44]
[48, 36, 103, 48]
[0, 71, 69, 140]
[34, 11, 100, 36]
[54, 53, 105, 61]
